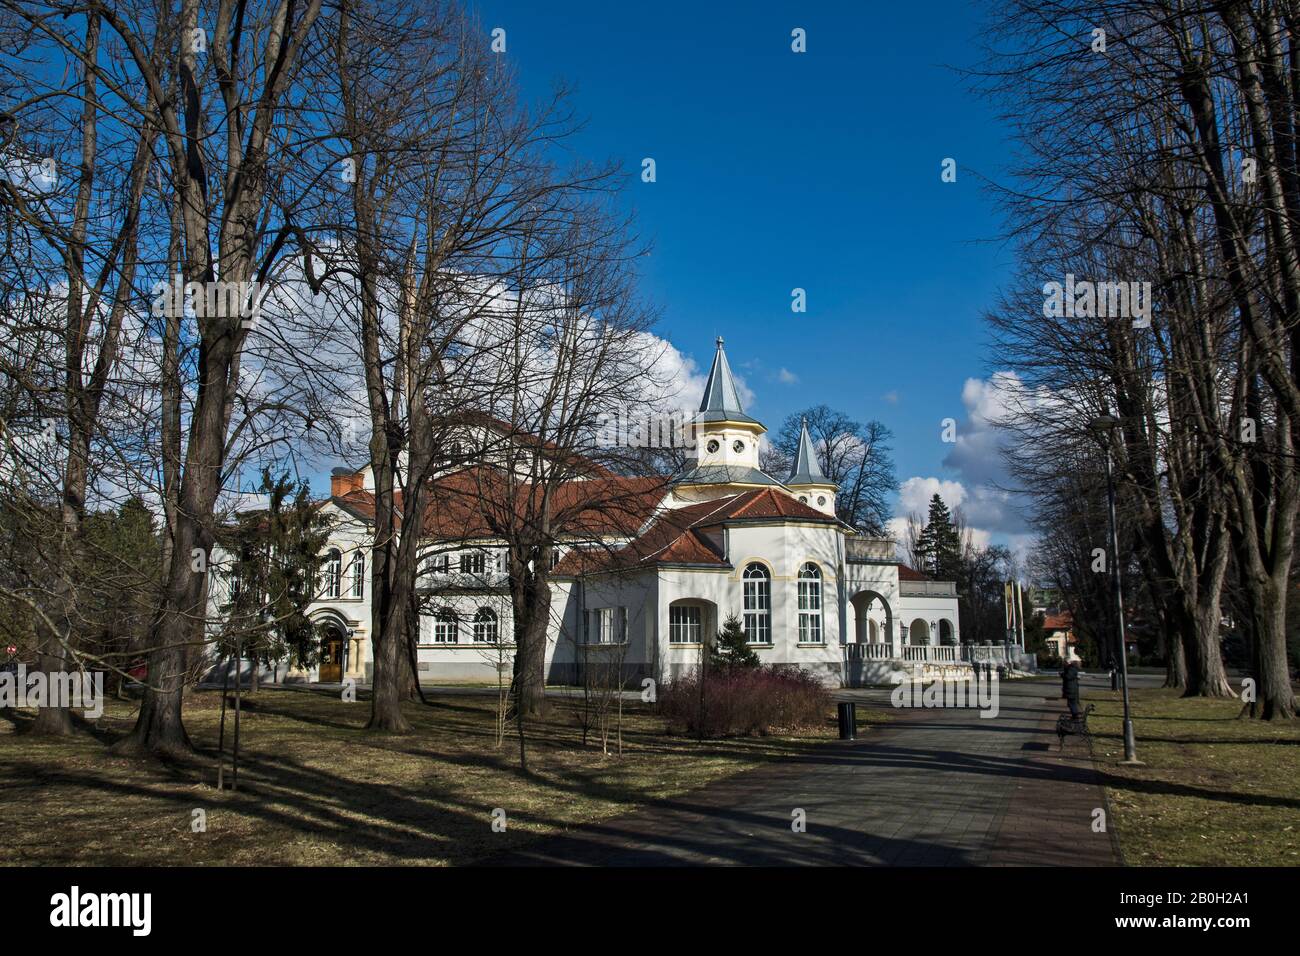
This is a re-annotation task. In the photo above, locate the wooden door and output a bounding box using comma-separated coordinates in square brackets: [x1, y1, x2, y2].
[319, 634, 343, 683]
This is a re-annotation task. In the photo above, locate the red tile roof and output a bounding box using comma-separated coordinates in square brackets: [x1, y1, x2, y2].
[331, 468, 671, 542]
[1043, 611, 1073, 631]
[553, 488, 834, 576]
[332, 478, 841, 578]
[897, 563, 929, 582]
[690, 487, 835, 525]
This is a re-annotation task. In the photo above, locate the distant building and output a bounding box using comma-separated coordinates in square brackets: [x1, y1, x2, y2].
[208, 338, 988, 687]
[1042, 611, 1080, 662]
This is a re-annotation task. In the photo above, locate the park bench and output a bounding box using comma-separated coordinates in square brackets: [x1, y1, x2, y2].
[1055, 703, 1095, 748]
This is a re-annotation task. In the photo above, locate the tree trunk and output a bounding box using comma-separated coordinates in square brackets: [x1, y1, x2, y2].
[366, 483, 412, 731]
[113, 330, 236, 758]
[1165, 624, 1187, 689]
[30, 646, 75, 735]
[368, 619, 411, 731]
[112, 585, 197, 759]
[1182, 594, 1234, 698]
[1247, 575, 1297, 719]
[510, 563, 551, 719]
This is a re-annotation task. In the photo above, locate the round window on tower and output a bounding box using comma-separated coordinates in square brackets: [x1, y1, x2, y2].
[732, 440, 745, 453]
[817, 496, 827, 506]
[706, 439, 720, 454]
[799, 496, 808, 504]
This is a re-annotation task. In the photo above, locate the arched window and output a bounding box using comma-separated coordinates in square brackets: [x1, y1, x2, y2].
[350, 551, 365, 598]
[909, 618, 929, 646]
[742, 563, 771, 645]
[473, 607, 498, 644]
[324, 549, 342, 599]
[433, 608, 459, 644]
[798, 562, 822, 644]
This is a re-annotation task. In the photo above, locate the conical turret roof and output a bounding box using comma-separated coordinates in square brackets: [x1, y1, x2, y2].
[787, 417, 835, 487]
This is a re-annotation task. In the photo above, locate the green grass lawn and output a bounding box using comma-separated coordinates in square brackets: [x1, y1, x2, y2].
[1087, 686, 1300, 866]
[0, 687, 853, 866]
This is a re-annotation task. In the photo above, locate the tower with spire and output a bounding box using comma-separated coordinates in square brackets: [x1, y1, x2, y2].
[674, 337, 783, 500]
[786, 417, 838, 516]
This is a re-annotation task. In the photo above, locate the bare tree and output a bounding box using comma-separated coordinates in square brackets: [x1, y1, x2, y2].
[762, 405, 896, 533]
[327, 0, 635, 732]
[975, 0, 1293, 709]
[0, 5, 162, 733]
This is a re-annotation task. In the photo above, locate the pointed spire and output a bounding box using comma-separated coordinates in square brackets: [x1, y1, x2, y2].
[698, 336, 748, 418]
[787, 417, 831, 486]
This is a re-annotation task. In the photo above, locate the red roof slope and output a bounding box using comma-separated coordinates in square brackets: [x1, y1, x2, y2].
[332, 478, 841, 577]
[554, 488, 834, 576]
[692, 487, 835, 525]
[897, 563, 929, 582]
[331, 469, 672, 542]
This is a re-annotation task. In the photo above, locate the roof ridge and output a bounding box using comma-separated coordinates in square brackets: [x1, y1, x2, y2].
[683, 493, 744, 528]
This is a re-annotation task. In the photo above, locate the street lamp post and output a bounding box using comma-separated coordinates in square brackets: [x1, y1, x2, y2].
[1089, 413, 1142, 765]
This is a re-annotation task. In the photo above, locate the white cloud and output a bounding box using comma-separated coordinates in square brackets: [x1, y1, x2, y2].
[777, 367, 798, 385]
[897, 476, 968, 517]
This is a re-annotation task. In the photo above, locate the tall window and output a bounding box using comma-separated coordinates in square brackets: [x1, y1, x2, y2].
[350, 551, 365, 598]
[743, 563, 771, 644]
[433, 608, 459, 644]
[473, 607, 498, 643]
[669, 605, 702, 644]
[798, 562, 822, 644]
[460, 552, 486, 575]
[585, 607, 623, 644]
[324, 549, 342, 599]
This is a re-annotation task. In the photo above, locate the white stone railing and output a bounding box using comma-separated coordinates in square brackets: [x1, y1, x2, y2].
[843, 643, 896, 661]
[898, 580, 958, 597]
[845, 537, 896, 562]
[845, 643, 991, 664]
[901, 645, 959, 662]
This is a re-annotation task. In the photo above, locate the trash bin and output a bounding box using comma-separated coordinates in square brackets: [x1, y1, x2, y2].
[837, 701, 856, 740]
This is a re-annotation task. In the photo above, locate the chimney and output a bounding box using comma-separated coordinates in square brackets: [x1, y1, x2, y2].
[330, 467, 364, 497]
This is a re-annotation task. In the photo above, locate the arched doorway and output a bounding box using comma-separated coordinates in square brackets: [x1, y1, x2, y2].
[909, 618, 930, 646]
[318, 620, 346, 683]
[939, 619, 956, 645]
[849, 591, 892, 644]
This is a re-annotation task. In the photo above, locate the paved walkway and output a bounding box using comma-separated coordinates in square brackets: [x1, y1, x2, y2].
[491, 677, 1125, 866]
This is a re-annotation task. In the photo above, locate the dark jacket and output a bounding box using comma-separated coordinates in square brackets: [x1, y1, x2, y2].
[1061, 663, 1080, 698]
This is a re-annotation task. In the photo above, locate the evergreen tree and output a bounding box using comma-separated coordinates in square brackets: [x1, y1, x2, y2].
[220, 471, 333, 683]
[709, 613, 760, 672]
[80, 497, 163, 693]
[915, 494, 961, 579]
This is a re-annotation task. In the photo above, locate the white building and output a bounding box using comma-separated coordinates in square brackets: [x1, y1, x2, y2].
[211, 338, 975, 687]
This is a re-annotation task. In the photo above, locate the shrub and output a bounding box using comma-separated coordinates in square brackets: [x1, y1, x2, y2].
[658, 666, 831, 737]
[708, 612, 760, 672]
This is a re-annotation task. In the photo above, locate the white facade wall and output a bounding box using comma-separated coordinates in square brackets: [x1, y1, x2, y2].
[206, 497, 963, 690]
[896, 594, 961, 646]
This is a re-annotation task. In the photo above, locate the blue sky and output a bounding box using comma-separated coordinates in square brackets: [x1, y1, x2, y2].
[469, 0, 1027, 547]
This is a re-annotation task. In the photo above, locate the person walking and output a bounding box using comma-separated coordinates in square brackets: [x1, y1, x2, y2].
[1061, 659, 1082, 719]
